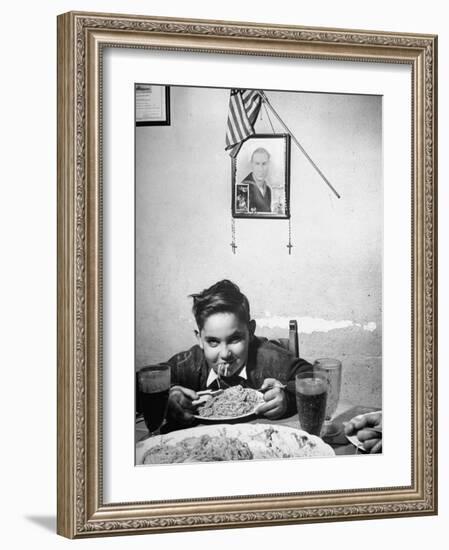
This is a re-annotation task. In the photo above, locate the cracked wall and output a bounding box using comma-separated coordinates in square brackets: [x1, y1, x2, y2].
[136, 85, 382, 409]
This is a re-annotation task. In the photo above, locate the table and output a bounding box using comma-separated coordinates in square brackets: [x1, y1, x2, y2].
[136, 401, 379, 456]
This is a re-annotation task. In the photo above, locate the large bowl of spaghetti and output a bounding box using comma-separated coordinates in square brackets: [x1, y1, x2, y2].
[136, 423, 335, 465]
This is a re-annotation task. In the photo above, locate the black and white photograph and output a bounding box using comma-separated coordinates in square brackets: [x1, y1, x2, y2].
[235, 183, 249, 213]
[52, 7, 438, 540]
[232, 134, 291, 218]
[135, 84, 383, 465]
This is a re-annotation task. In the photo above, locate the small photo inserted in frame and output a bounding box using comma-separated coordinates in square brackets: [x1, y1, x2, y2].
[235, 184, 249, 213]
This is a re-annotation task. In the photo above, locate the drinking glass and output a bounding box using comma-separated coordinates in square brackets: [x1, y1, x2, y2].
[313, 358, 342, 438]
[295, 370, 329, 436]
[137, 363, 171, 437]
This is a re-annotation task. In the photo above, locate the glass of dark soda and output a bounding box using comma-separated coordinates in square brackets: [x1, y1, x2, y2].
[295, 371, 328, 436]
[137, 363, 171, 437]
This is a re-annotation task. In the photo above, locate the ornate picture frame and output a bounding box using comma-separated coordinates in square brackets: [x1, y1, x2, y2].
[57, 11, 437, 538]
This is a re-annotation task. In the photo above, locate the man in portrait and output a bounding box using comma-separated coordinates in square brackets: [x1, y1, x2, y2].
[241, 147, 272, 213]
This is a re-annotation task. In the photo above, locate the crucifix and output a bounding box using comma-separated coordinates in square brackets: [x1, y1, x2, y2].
[230, 218, 237, 254]
[286, 218, 293, 255]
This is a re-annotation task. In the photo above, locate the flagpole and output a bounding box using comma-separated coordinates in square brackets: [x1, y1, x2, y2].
[259, 91, 341, 199]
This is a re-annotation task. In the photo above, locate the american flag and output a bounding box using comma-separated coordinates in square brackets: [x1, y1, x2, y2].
[225, 89, 262, 156]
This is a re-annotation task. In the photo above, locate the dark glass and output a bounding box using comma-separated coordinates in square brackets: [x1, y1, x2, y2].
[140, 389, 170, 433]
[137, 364, 171, 436]
[295, 373, 328, 436]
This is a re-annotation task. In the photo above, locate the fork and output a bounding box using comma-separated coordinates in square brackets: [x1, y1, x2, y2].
[192, 388, 225, 406]
[196, 389, 224, 397]
[257, 382, 287, 393]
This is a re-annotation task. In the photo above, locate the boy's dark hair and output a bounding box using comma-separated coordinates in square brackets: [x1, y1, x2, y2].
[190, 280, 251, 331]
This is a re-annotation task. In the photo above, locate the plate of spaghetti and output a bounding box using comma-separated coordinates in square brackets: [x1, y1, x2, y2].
[193, 385, 264, 422]
[136, 423, 335, 465]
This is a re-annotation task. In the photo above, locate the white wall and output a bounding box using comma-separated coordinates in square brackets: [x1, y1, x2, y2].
[1, 1, 447, 549]
[136, 87, 382, 405]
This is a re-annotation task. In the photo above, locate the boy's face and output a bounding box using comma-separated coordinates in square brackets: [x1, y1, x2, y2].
[197, 312, 255, 377]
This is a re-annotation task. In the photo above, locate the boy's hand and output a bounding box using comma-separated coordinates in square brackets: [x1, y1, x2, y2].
[167, 385, 198, 426]
[344, 411, 382, 453]
[255, 378, 288, 420]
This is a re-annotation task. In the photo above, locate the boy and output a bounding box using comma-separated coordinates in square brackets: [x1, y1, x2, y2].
[166, 280, 311, 426]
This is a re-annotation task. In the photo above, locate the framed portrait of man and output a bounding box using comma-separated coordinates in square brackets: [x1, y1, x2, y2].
[232, 134, 291, 219]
